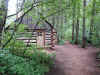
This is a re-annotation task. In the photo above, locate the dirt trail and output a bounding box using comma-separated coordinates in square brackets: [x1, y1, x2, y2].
[47, 42, 100, 75]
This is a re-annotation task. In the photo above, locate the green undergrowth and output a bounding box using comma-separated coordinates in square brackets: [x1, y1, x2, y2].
[58, 40, 65, 45]
[0, 41, 55, 75]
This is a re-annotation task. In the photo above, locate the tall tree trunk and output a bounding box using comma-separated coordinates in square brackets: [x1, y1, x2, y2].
[72, 1, 76, 42]
[75, 18, 79, 44]
[60, 11, 64, 40]
[75, 1, 80, 44]
[57, 0, 62, 43]
[0, 0, 8, 47]
[52, 16, 55, 27]
[89, 0, 96, 42]
[82, 0, 86, 48]
[72, 13, 75, 41]
[56, 13, 60, 43]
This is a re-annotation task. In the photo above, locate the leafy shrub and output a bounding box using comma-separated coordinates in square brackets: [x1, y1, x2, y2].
[70, 40, 75, 44]
[0, 45, 55, 75]
[1, 30, 55, 75]
[91, 35, 100, 47]
[10, 41, 27, 56]
[58, 40, 65, 45]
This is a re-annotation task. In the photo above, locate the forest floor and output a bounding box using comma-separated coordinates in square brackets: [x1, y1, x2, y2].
[47, 41, 100, 75]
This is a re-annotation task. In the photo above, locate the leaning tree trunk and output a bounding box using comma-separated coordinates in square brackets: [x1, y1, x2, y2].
[0, 0, 8, 47]
[82, 0, 86, 48]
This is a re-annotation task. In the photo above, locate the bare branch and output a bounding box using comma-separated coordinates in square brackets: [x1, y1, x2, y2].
[7, 1, 42, 18]
[2, 1, 40, 49]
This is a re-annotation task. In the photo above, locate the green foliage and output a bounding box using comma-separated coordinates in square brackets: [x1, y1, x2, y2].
[10, 41, 27, 56]
[91, 35, 100, 47]
[0, 45, 54, 75]
[2, 0, 100, 74]
[70, 40, 75, 44]
[58, 40, 65, 45]
[17, 24, 26, 32]
[1, 30, 55, 75]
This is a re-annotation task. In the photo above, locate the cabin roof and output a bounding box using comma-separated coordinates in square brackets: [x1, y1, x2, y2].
[15, 15, 55, 30]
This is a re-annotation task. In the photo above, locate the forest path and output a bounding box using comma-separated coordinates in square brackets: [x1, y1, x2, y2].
[47, 41, 100, 75]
